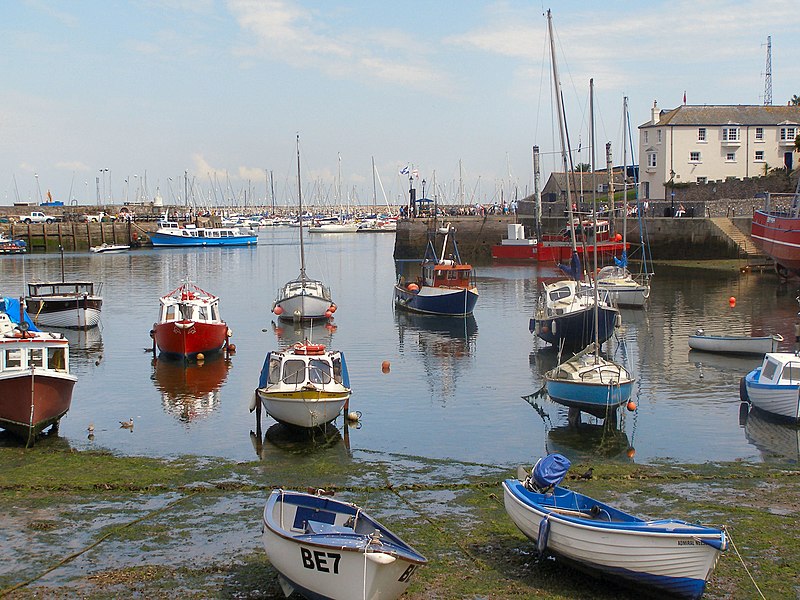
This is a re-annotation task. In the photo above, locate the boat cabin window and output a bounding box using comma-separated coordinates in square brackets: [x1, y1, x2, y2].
[48, 347, 66, 371]
[332, 357, 343, 383]
[283, 359, 306, 385]
[762, 359, 778, 381]
[29, 348, 44, 368]
[197, 306, 209, 321]
[4, 348, 23, 370]
[308, 359, 333, 384]
[164, 305, 178, 321]
[210, 304, 219, 321]
[549, 287, 572, 302]
[267, 356, 282, 384]
[781, 363, 800, 383]
[446, 270, 457, 281]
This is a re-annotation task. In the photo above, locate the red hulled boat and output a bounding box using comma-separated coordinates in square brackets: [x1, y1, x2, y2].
[492, 219, 629, 262]
[751, 198, 800, 275]
[151, 283, 231, 359]
[0, 298, 77, 446]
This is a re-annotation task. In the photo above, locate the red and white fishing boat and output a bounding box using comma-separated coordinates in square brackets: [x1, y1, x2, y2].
[0, 298, 77, 446]
[751, 190, 800, 275]
[151, 282, 232, 360]
[492, 219, 628, 262]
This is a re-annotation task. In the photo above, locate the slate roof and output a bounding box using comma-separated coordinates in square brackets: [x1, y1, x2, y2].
[641, 105, 800, 128]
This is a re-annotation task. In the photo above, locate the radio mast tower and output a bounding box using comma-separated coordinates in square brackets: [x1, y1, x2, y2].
[764, 35, 772, 105]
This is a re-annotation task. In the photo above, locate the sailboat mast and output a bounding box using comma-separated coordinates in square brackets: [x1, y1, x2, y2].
[590, 78, 600, 355]
[547, 9, 577, 253]
[533, 145, 542, 239]
[622, 96, 629, 250]
[372, 156, 377, 206]
[296, 134, 306, 278]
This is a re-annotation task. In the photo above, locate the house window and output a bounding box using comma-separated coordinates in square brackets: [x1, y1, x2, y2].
[697, 177, 708, 184]
[755, 150, 765, 161]
[722, 127, 740, 142]
[698, 128, 706, 141]
[689, 151, 701, 162]
[657, 130, 662, 143]
[780, 127, 797, 141]
[755, 127, 764, 141]
[726, 152, 736, 162]
[644, 131, 649, 143]
[647, 153, 657, 168]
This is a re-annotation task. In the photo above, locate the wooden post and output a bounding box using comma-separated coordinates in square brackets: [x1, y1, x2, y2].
[71, 223, 77, 251]
[42, 224, 48, 252]
[27, 224, 31, 250]
[57, 224, 63, 249]
[100, 222, 106, 245]
[112, 222, 117, 244]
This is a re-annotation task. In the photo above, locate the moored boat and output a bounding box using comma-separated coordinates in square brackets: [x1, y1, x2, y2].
[151, 282, 231, 360]
[0, 232, 26, 254]
[689, 330, 782, 355]
[503, 451, 727, 600]
[750, 187, 800, 275]
[90, 243, 130, 253]
[150, 220, 257, 247]
[394, 223, 478, 317]
[26, 281, 102, 329]
[0, 297, 77, 446]
[261, 488, 427, 600]
[741, 352, 800, 421]
[254, 340, 351, 428]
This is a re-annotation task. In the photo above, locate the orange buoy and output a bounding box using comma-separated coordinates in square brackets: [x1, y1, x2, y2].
[325, 310, 333, 318]
[196, 353, 205, 362]
[227, 344, 236, 353]
[626, 447, 636, 459]
[728, 296, 736, 307]
[274, 305, 284, 315]
[614, 233, 622, 242]
[381, 360, 391, 373]
[407, 283, 419, 292]
[626, 400, 637, 412]
[329, 304, 337, 313]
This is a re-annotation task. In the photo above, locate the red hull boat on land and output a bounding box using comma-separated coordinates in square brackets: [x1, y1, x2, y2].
[151, 283, 231, 359]
[0, 298, 77, 446]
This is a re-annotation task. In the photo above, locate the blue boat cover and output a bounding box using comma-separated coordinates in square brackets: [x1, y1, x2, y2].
[532, 453, 571, 489]
[257, 352, 271, 389]
[0, 297, 40, 332]
[557, 252, 582, 281]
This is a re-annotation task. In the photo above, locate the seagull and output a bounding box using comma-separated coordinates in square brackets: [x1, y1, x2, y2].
[87, 423, 95, 433]
[120, 418, 134, 429]
[578, 467, 594, 480]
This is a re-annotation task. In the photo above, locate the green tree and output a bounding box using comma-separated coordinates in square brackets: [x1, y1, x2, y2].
[575, 163, 590, 172]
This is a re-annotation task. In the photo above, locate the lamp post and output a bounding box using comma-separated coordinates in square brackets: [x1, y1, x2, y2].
[669, 169, 676, 216]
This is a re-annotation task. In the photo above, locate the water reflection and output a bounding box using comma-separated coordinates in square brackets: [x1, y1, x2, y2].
[743, 406, 800, 462]
[60, 326, 104, 368]
[547, 421, 632, 461]
[395, 311, 477, 404]
[687, 350, 763, 375]
[151, 354, 230, 422]
[250, 422, 350, 460]
[270, 319, 338, 347]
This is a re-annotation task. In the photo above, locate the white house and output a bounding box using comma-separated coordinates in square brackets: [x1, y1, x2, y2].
[638, 102, 800, 200]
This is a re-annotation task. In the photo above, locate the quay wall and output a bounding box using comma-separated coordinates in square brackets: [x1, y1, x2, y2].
[394, 215, 756, 263]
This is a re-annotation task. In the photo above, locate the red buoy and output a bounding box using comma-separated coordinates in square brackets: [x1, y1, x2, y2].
[381, 360, 391, 373]
[274, 305, 284, 315]
[626, 400, 637, 412]
[728, 296, 736, 308]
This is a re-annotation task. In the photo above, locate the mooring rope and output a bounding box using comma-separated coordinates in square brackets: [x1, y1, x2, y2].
[0, 491, 198, 598]
[725, 527, 767, 600]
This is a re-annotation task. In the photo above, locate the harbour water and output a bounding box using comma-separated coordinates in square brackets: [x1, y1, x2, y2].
[1, 227, 798, 465]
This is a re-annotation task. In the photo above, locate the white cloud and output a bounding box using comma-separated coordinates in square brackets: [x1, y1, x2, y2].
[226, 0, 446, 92]
[55, 161, 90, 172]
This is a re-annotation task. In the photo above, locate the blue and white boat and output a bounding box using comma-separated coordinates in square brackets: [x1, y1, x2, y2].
[544, 343, 634, 420]
[741, 352, 800, 421]
[394, 223, 478, 317]
[503, 453, 727, 600]
[150, 221, 257, 247]
[261, 489, 427, 600]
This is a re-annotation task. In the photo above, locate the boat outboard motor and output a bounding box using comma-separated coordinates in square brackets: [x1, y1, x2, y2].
[525, 453, 571, 493]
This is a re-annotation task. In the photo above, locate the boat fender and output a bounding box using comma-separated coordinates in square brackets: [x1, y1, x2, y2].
[249, 390, 258, 413]
[738, 377, 749, 404]
[738, 401, 749, 427]
[536, 516, 550, 554]
[615, 313, 622, 328]
[551, 320, 556, 335]
[227, 328, 233, 337]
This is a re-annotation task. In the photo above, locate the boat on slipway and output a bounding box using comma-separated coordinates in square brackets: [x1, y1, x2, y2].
[689, 330, 782, 356]
[254, 340, 351, 429]
[0, 297, 77, 446]
[261, 488, 427, 600]
[150, 282, 232, 360]
[503, 451, 727, 600]
[394, 223, 478, 317]
[150, 220, 257, 247]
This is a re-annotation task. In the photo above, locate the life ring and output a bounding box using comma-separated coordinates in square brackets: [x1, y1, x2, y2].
[293, 343, 325, 355]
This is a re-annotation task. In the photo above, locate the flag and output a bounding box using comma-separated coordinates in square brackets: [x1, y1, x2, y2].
[412, 169, 419, 179]
[399, 166, 409, 176]
[683, 91, 687, 104]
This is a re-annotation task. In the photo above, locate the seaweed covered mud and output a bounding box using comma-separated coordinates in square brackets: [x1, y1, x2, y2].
[0, 444, 798, 599]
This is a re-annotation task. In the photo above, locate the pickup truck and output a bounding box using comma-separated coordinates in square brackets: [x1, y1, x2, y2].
[84, 211, 116, 223]
[21, 212, 55, 224]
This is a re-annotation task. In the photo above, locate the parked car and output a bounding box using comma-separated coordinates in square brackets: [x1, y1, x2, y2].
[21, 211, 55, 224]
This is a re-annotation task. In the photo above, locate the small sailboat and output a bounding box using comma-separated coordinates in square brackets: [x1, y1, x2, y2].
[503, 452, 727, 600]
[394, 223, 478, 317]
[254, 340, 351, 428]
[596, 96, 652, 307]
[261, 488, 427, 600]
[272, 135, 337, 322]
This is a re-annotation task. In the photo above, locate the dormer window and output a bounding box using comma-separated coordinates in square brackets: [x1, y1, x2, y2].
[780, 126, 797, 141]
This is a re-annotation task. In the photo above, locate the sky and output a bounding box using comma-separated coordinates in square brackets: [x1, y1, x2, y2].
[1, 0, 798, 209]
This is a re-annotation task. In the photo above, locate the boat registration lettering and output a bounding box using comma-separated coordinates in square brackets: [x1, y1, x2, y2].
[398, 564, 418, 582]
[677, 540, 701, 546]
[301, 547, 341, 574]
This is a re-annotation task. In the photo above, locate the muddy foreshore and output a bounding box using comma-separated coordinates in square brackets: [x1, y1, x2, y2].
[0, 443, 797, 599]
